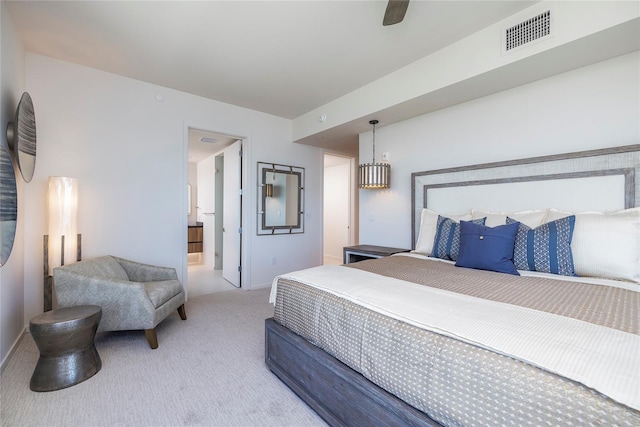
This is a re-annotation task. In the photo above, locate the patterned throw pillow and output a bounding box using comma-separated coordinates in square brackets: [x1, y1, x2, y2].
[432, 216, 486, 261]
[456, 220, 520, 275]
[506, 215, 577, 276]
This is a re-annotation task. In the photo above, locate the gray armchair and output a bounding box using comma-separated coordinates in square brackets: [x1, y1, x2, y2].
[53, 255, 186, 349]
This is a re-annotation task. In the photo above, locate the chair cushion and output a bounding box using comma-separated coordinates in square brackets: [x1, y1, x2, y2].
[143, 280, 183, 308]
[59, 256, 130, 281]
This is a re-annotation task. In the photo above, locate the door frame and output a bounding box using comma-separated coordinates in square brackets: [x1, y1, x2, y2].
[183, 124, 251, 297]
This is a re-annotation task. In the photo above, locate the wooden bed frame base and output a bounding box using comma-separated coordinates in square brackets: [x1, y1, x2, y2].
[264, 318, 441, 427]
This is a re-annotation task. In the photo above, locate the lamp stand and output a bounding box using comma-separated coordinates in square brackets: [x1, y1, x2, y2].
[43, 234, 82, 312]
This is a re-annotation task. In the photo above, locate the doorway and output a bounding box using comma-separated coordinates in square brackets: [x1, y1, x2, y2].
[187, 128, 243, 296]
[323, 154, 355, 265]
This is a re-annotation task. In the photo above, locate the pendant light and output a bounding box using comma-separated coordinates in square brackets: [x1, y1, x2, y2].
[358, 120, 390, 189]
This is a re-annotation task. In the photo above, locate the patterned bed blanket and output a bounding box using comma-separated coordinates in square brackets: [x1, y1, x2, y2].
[271, 255, 640, 426]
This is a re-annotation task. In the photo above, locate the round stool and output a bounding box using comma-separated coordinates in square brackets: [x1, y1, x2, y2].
[29, 305, 102, 392]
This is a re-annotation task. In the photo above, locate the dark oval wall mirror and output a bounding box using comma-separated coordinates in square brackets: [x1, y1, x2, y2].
[6, 92, 37, 183]
[0, 143, 18, 266]
[257, 162, 304, 235]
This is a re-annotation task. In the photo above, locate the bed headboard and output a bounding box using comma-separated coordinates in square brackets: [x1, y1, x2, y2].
[411, 145, 640, 248]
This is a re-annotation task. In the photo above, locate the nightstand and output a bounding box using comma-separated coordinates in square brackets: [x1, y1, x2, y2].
[343, 245, 410, 264]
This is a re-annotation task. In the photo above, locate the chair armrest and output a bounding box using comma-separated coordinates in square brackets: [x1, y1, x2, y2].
[113, 257, 179, 282]
[53, 269, 156, 330]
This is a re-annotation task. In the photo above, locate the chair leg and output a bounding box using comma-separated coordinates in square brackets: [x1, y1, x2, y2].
[145, 329, 158, 349]
[177, 304, 187, 320]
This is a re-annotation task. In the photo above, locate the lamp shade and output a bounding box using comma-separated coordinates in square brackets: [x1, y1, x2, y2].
[47, 177, 78, 274]
[358, 119, 390, 189]
[358, 163, 390, 189]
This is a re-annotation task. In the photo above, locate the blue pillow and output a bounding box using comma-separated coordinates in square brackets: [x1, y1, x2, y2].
[455, 220, 520, 275]
[506, 216, 577, 276]
[432, 216, 486, 261]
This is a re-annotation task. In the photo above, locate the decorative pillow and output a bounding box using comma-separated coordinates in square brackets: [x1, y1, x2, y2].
[414, 209, 471, 256]
[432, 216, 485, 261]
[507, 215, 577, 276]
[571, 208, 639, 283]
[472, 208, 548, 228]
[456, 221, 520, 275]
[544, 208, 572, 222]
[542, 208, 640, 282]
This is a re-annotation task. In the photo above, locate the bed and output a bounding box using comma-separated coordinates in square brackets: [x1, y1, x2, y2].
[265, 145, 640, 426]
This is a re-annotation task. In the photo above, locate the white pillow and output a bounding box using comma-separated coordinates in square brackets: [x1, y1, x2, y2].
[472, 208, 548, 228]
[545, 208, 572, 222]
[414, 209, 471, 256]
[546, 208, 640, 283]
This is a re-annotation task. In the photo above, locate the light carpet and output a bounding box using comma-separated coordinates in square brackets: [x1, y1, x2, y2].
[0, 288, 326, 427]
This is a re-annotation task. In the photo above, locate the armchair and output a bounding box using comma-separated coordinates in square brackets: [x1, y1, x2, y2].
[53, 255, 186, 349]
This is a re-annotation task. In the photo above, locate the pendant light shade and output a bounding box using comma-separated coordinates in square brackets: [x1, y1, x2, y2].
[358, 120, 390, 189]
[359, 163, 390, 189]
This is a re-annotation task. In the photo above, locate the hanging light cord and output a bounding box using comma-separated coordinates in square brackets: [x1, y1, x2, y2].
[370, 119, 378, 164]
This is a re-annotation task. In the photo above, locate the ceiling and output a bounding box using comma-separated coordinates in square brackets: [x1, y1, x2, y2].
[6, 0, 538, 124]
[187, 129, 238, 163]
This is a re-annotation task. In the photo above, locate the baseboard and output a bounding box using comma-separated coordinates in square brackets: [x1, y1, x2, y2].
[251, 282, 273, 291]
[0, 327, 28, 374]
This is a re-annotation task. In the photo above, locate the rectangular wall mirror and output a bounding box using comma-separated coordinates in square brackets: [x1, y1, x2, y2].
[257, 162, 304, 235]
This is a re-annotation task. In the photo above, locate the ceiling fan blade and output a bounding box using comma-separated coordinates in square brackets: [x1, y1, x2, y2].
[383, 0, 410, 26]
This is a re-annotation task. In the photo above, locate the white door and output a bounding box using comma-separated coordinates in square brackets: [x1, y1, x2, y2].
[222, 140, 242, 287]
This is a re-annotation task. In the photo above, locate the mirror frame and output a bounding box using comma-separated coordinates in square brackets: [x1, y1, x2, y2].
[0, 143, 17, 267]
[257, 162, 304, 235]
[7, 92, 37, 183]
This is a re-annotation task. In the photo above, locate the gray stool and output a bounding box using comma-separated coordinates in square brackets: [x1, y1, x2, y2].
[29, 305, 102, 392]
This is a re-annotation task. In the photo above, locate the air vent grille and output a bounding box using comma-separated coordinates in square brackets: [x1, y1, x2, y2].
[505, 10, 551, 52]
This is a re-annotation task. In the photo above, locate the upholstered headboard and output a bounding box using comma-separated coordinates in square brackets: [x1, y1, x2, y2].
[411, 145, 640, 247]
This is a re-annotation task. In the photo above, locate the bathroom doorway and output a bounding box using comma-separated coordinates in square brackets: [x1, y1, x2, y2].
[323, 154, 355, 265]
[187, 128, 242, 296]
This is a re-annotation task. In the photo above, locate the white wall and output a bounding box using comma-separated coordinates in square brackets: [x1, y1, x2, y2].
[0, 2, 26, 367]
[359, 52, 640, 249]
[250, 141, 323, 287]
[294, 1, 639, 142]
[22, 54, 323, 326]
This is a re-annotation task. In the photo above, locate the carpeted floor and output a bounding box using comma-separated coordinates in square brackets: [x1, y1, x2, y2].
[0, 288, 326, 427]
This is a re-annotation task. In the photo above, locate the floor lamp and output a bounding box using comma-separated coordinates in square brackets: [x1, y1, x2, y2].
[44, 177, 81, 312]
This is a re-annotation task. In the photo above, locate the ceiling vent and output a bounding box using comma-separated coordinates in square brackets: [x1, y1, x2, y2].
[503, 10, 552, 54]
[199, 137, 218, 143]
